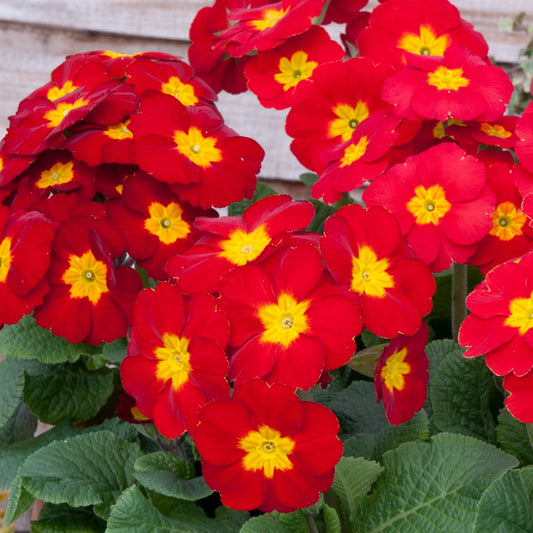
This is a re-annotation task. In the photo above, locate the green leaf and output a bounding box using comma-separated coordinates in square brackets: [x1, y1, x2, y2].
[496, 410, 533, 466]
[0, 315, 98, 364]
[4, 474, 34, 526]
[240, 515, 293, 533]
[228, 182, 278, 216]
[0, 420, 81, 490]
[299, 172, 319, 187]
[430, 347, 502, 442]
[23, 362, 117, 424]
[307, 199, 337, 234]
[354, 433, 519, 532]
[330, 456, 382, 530]
[30, 503, 106, 533]
[106, 485, 232, 533]
[473, 469, 533, 532]
[323, 504, 342, 533]
[134, 452, 212, 501]
[277, 510, 308, 533]
[315, 381, 388, 437]
[0, 401, 37, 447]
[86, 338, 128, 370]
[19, 431, 142, 520]
[0, 356, 25, 428]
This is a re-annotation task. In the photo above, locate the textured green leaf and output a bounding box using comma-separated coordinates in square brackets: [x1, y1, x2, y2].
[240, 515, 293, 533]
[20, 431, 141, 519]
[330, 456, 382, 530]
[430, 344, 502, 442]
[473, 469, 533, 532]
[135, 451, 195, 478]
[0, 315, 98, 363]
[0, 420, 81, 489]
[4, 474, 34, 526]
[228, 182, 278, 216]
[86, 338, 128, 370]
[0, 400, 37, 447]
[30, 503, 105, 533]
[354, 433, 519, 532]
[323, 504, 342, 533]
[107, 485, 233, 533]
[314, 381, 387, 436]
[0, 356, 25, 428]
[23, 362, 116, 424]
[519, 465, 533, 500]
[496, 410, 533, 466]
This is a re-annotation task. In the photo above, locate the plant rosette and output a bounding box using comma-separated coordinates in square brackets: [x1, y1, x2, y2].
[1, 0, 533, 531]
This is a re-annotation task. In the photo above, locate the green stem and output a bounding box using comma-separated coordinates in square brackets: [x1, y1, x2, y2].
[305, 513, 319, 533]
[451, 262, 468, 342]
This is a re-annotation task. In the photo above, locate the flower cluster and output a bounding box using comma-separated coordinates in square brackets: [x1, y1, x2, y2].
[3, 0, 533, 518]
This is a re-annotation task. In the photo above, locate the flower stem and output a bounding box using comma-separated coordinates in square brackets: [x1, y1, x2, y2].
[451, 262, 468, 342]
[305, 513, 319, 533]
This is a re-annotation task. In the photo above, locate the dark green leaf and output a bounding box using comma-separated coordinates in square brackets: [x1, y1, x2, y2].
[496, 410, 533, 466]
[0, 356, 25, 428]
[299, 172, 319, 187]
[0, 401, 37, 447]
[4, 474, 34, 526]
[227, 182, 278, 216]
[30, 503, 106, 533]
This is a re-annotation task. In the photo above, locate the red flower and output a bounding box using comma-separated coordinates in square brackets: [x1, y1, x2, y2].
[212, 0, 326, 58]
[374, 323, 429, 425]
[320, 204, 435, 339]
[0, 207, 55, 326]
[194, 378, 343, 512]
[166, 194, 314, 294]
[244, 26, 344, 110]
[358, 0, 488, 69]
[219, 244, 361, 389]
[458, 252, 533, 377]
[33, 215, 142, 345]
[515, 101, 533, 174]
[116, 392, 151, 425]
[109, 171, 213, 280]
[363, 142, 496, 272]
[312, 112, 401, 204]
[286, 57, 393, 172]
[503, 371, 533, 423]
[467, 151, 533, 274]
[129, 92, 264, 208]
[120, 281, 230, 438]
[382, 44, 513, 122]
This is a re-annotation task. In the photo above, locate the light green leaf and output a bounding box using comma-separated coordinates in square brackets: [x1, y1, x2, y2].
[0, 356, 25, 428]
[0, 420, 81, 490]
[430, 347, 501, 442]
[135, 452, 195, 478]
[496, 410, 533, 465]
[4, 474, 34, 526]
[323, 504, 342, 533]
[23, 362, 117, 424]
[107, 485, 229, 533]
[0, 315, 98, 364]
[19, 431, 141, 519]
[30, 502, 105, 532]
[473, 469, 533, 532]
[330, 456, 382, 530]
[354, 433, 519, 532]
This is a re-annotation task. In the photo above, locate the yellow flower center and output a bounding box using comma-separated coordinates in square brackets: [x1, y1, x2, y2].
[36, 161, 74, 189]
[329, 101, 370, 141]
[154, 333, 192, 391]
[380, 347, 411, 392]
[218, 225, 271, 266]
[144, 202, 191, 244]
[61, 250, 109, 304]
[397, 25, 449, 57]
[161, 76, 198, 106]
[47, 80, 78, 101]
[239, 425, 295, 479]
[131, 406, 150, 422]
[351, 246, 394, 298]
[251, 8, 288, 31]
[505, 292, 533, 335]
[340, 136, 369, 167]
[406, 184, 451, 225]
[44, 98, 88, 128]
[274, 51, 318, 91]
[257, 292, 310, 348]
[489, 201, 526, 242]
[174, 127, 222, 168]
[105, 120, 133, 140]
[479, 122, 512, 139]
[427, 66, 469, 91]
[0, 237, 13, 283]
